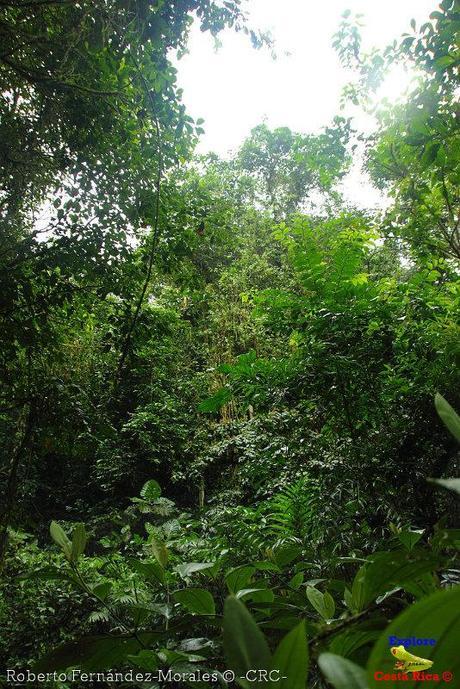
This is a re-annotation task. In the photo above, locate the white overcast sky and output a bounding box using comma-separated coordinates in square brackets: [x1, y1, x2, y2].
[174, 0, 438, 207]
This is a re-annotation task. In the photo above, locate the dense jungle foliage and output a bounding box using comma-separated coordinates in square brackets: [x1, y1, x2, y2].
[0, 1, 459, 688]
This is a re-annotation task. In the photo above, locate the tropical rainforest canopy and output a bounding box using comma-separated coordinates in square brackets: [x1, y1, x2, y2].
[0, 1, 459, 688]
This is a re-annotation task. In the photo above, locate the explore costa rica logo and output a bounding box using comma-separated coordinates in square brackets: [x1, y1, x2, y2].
[372, 638, 454, 683]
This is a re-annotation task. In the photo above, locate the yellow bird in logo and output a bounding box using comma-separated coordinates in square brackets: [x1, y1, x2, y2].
[391, 645, 433, 672]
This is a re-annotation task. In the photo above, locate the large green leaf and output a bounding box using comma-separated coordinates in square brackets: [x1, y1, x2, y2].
[25, 565, 78, 584]
[307, 586, 335, 621]
[173, 588, 216, 616]
[151, 535, 168, 568]
[223, 596, 272, 689]
[351, 551, 440, 612]
[176, 562, 215, 579]
[272, 543, 302, 567]
[397, 530, 423, 552]
[198, 387, 232, 413]
[50, 521, 72, 561]
[129, 559, 166, 585]
[319, 653, 368, 689]
[367, 587, 460, 688]
[225, 565, 256, 594]
[236, 588, 275, 603]
[435, 393, 460, 442]
[271, 621, 308, 689]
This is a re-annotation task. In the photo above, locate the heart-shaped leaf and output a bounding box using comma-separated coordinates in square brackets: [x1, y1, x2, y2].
[173, 588, 216, 616]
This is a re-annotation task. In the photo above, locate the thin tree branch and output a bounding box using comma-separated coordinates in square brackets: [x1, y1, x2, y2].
[116, 52, 164, 378]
